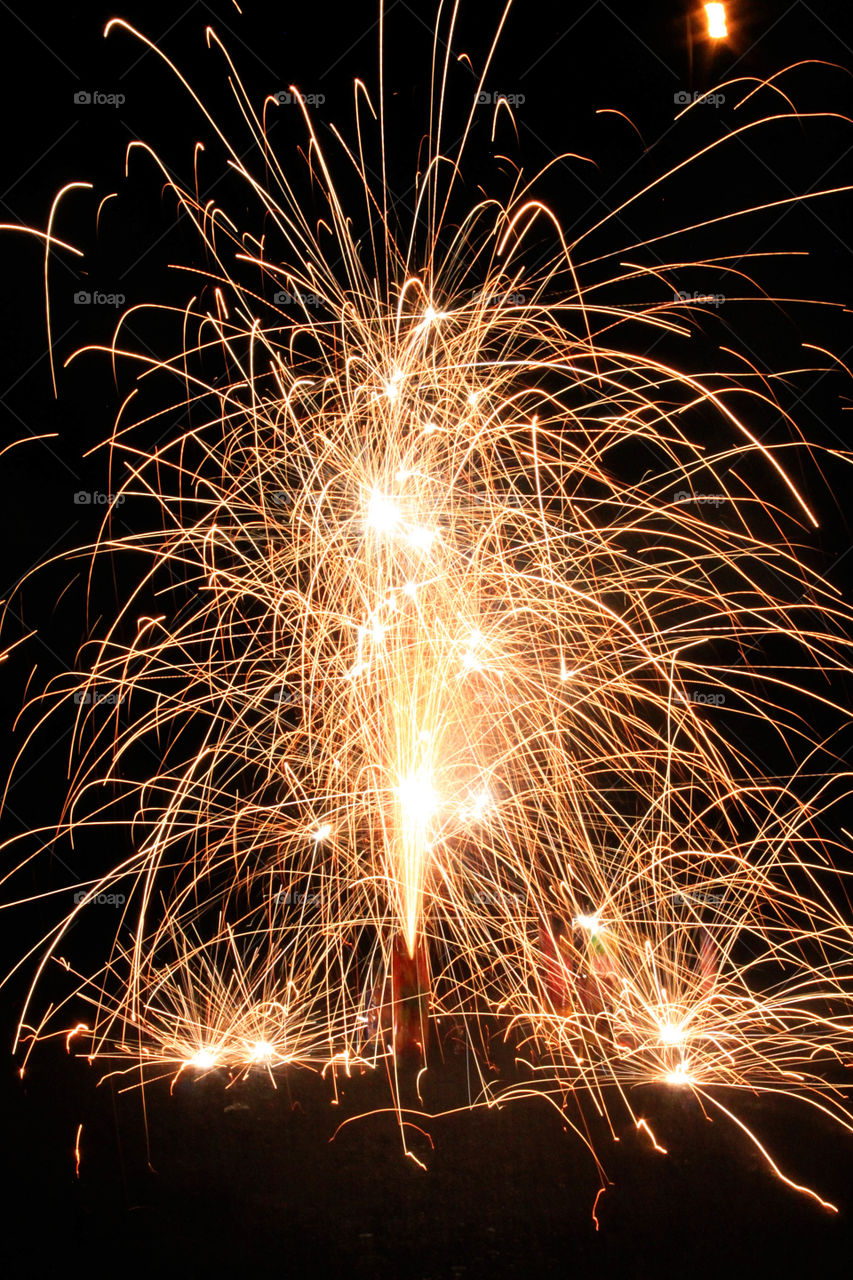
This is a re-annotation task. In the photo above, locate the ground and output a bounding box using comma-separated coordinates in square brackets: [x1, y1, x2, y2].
[3, 1034, 852, 1277]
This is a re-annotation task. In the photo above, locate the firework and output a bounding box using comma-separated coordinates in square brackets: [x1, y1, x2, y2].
[2, 1, 853, 1213]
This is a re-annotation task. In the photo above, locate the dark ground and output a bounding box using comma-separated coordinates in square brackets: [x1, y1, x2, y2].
[2, 0, 853, 1275]
[3, 1031, 853, 1278]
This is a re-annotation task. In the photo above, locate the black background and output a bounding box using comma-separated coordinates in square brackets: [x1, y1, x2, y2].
[1, 1, 853, 1275]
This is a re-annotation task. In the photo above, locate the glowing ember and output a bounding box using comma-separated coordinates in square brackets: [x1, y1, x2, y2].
[395, 770, 440, 831]
[704, 3, 728, 38]
[191, 1049, 217, 1070]
[366, 491, 401, 533]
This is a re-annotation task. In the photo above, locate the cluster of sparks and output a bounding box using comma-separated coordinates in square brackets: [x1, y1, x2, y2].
[4, 1, 853, 1210]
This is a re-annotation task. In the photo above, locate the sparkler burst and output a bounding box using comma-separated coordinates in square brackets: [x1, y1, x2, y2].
[2, 1, 853, 1213]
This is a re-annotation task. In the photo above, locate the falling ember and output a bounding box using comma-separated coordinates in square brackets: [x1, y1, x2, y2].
[704, 3, 728, 38]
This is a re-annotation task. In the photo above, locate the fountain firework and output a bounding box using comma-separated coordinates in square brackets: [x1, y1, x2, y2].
[2, 0, 853, 1208]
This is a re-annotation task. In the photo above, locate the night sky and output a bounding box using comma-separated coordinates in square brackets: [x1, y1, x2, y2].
[1, 1, 853, 1275]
